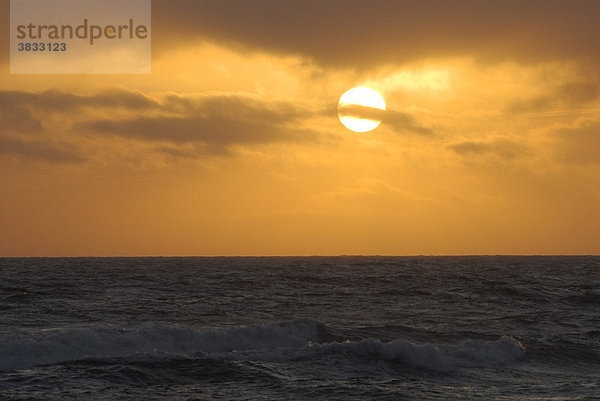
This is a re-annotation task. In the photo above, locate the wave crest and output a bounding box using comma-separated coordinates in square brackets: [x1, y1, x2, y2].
[0, 319, 524, 372]
[0, 318, 320, 371]
[311, 336, 525, 372]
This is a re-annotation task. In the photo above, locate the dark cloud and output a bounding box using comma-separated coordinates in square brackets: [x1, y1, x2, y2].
[33, 89, 158, 112]
[509, 81, 600, 114]
[558, 82, 600, 105]
[3, 1, 599, 69]
[336, 104, 431, 135]
[0, 135, 85, 164]
[449, 139, 526, 160]
[152, 0, 600, 68]
[156, 145, 220, 158]
[0, 91, 42, 133]
[73, 92, 320, 150]
[0, 88, 157, 115]
[165, 95, 307, 124]
[553, 121, 600, 164]
[450, 141, 492, 155]
[0, 0, 7, 68]
[0, 88, 323, 161]
[339, 105, 385, 121]
[79, 114, 308, 146]
[1, 88, 305, 127]
[384, 110, 433, 135]
[0, 89, 159, 143]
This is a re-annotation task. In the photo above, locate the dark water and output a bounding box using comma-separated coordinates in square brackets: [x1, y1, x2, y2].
[0, 256, 598, 400]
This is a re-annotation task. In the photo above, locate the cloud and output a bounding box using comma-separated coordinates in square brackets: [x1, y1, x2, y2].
[32, 89, 159, 112]
[151, 0, 600, 68]
[0, 91, 42, 133]
[0, 88, 160, 126]
[384, 110, 433, 135]
[0, 0, 7, 67]
[0, 135, 85, 164]
[0, 88, 326, 161]
[334, 104, 432, 135]
[509, 81, 600, 114]
[77, 93, 320, 150]
[80, 114, 307, 146]
[552, 121, 600, 164]
[448, 138, 527, 160]
[2, 1, 599, 70]
[0, 89, 158, 113]
[338, 105, 384, 121]
[558, 82, 600, 105]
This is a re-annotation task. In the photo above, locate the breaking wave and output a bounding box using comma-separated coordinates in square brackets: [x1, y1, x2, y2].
[0, 318, 524, 372]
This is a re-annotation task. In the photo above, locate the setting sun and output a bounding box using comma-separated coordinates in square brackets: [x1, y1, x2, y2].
[337, 87, 386, 132]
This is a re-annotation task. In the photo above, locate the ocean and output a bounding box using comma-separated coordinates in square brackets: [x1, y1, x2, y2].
[0, 256, 598, 400]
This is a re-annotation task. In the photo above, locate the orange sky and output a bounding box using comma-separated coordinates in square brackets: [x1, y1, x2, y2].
[1, 0, 599, 256]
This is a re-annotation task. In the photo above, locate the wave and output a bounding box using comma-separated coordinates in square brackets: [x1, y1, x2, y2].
[330, 335, 525, 371]
[0, 318, 319, 371]
[0, 319, 524, 372]
[227, 336, 525, 372]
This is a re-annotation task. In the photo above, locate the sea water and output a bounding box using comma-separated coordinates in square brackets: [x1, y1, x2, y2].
[1, 256, 598, 400]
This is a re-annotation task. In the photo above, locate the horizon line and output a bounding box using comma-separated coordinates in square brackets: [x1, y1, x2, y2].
[1, 254, 599, 258]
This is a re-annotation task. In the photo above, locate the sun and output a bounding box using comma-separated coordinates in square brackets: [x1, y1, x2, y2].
[337, 87, 386, 133]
